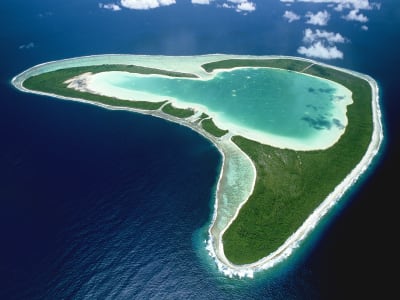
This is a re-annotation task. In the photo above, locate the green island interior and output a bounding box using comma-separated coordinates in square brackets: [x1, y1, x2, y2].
[22, 58, 373, 265]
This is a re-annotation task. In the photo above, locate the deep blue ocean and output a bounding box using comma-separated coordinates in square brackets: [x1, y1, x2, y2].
[1, 1, 399, 299]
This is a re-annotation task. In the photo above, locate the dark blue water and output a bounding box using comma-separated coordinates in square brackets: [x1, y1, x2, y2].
[1, 1, 399, 299]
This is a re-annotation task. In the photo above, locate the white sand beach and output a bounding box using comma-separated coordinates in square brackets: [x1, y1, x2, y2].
[11, 54, 384, 278]
[64, 56, 353, 151]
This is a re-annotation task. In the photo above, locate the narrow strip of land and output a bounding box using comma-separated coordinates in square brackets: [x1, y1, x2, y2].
[299, 63, 315, 73]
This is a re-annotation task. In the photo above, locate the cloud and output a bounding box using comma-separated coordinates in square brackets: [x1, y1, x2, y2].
[281, 1, 380, 58]
[120, 0, 176, 10]
[305, 10, 330, 26]
[219, 1, 256, 13]
[192, 0, 212, 4]
[99, 2, 121, 11]
[237, 1, 256, 12]
[37, 11, 53, 18]
[298, 28, 347, 59]
[19, 42, 35, 50]
[342, 9, 368, 22]
[281, 0, 380, 11]
[303, 28, 347, 44]
[225, 0, 256, 12]
[283, 10, 301, 22]
[333, 2, 353, 11]
[116, 0, 255, 14]
[298, 41, 344, 59]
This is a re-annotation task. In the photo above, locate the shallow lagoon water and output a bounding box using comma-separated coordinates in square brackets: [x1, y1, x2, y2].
[89, 67, 352, 150]
[1, 0, 396, 298]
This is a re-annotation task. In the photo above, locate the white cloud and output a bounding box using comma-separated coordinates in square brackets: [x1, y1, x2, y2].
[303, 28, 347, 44]
[334, 2, 352, 11]
[219, 1, 256, 13]
[298, 28, 347, 59]
[99, 2, 121, 11]
[342, 9, 368, 22]
[117, 0, 255, 14]
[281, 0, 380, 11]
[237, 1, 256, 12]
[280, 1, 380, 58]
[19, 42, 35, 50]
[298, 41, 344, 59]
[192, 0, 212, 4]
[279, 0, 381, 24]
[305, 10, 330, 26]
[225, 0, 256, 12]
[37, 11, 53, 18]
[120, 0, 176, 10]
[373, 2, 381, 10]
[221, 3, 232, 8]
[283, 10, 301, 22]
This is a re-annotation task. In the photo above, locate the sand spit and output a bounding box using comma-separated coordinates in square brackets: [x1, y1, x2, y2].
[11, 54, 383, 278]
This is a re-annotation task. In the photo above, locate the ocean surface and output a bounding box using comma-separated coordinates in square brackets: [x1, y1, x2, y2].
[1, 0, 399, 299]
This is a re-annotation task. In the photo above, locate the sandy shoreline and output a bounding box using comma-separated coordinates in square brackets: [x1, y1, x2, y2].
[70, 60, 353, 151]
[11, 54, 384, 279]
[207, 68, 383, 278]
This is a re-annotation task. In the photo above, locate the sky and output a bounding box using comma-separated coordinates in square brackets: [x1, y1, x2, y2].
[96, 0, 381, 60]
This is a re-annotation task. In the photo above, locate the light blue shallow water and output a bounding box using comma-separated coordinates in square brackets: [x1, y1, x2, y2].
[102, 67, 351, 140]
[1, 0, 396, 298]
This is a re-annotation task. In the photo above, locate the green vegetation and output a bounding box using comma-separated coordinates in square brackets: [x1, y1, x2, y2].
[22, 64, 197, 110]
[194, 113, 209, 124]
[161, 103, 195, 118]
[202, 58, 311, 73]
[222, 60, 373, 264]
[19, 57, 375, 266]
[38, 64, 198, 78]
[199, 113, 209, 120]
[201, 118, 229, 138]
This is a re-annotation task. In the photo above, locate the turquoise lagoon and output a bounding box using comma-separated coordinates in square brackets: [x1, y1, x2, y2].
[87, 67, 352, 150]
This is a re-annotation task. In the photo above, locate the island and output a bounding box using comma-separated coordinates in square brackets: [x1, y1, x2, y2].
[12, 54, 383, 278]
